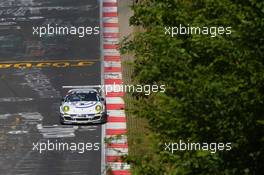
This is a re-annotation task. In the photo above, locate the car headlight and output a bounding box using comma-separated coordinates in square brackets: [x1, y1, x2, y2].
[63, 106, 70, 113]
[95, 105, 102, 112]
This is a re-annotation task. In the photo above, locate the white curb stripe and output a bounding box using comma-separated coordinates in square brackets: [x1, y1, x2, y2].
[104, 52, 120, 56]
[106, 135, 128, 144]
[107, 122, 127, 129]
[108, 139, 128, 144]
[105, 72, 122, 79]
[104, 38, 119, 43]
[103, 7, 118, 13]
[104, 49, 120, 53]
[104, 51, 120, 56]
[107, 110, 126, 116]
[104, 27, 119, 33]
[103, 17, 119, 23]
[106, 97, 124, 104]
[104, 40, 119, 45]
[109, 162, 130, 170]
[104, 61, 121, 67]
[104, 0, 117, 3]
[107, 148, 128, 156]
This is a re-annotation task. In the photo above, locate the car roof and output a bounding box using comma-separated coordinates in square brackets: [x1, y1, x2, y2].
[67, 89, 98, 94]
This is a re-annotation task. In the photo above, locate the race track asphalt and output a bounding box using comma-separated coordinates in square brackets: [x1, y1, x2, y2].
[0, 0, 102, 175]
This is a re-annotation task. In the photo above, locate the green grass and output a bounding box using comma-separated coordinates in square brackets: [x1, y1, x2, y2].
[122, 61, 151, 157]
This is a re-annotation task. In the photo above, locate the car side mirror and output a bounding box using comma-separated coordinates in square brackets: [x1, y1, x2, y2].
[61, 98, 65, 102]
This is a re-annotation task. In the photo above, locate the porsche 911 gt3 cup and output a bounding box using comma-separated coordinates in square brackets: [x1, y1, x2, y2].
[60, 86, 107, 124]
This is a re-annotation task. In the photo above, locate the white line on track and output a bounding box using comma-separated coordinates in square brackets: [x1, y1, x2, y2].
[0, 97, 33, 102]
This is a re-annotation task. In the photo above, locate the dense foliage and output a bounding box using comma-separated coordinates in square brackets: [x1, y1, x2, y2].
[122, 0, 264, 174]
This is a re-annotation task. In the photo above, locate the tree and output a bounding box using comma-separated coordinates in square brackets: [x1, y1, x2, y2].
[122, 0, 264, 174]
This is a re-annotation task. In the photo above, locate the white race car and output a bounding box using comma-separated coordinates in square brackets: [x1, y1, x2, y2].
[60, 88, 107, 124]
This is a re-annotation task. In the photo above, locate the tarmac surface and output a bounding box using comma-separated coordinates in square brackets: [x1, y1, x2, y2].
[0, 0, 102, 175]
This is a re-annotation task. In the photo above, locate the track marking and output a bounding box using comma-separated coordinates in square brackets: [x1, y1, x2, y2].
[19, 69, 61, 98]
[0, 97, 33, 102]
[0, 60, 98, 69]
[37, 124, 78, 138]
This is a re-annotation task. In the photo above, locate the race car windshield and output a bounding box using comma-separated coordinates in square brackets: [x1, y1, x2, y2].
[65, 93, 99, 102]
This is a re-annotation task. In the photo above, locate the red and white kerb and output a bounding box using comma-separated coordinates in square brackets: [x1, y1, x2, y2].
[103, 0, 131, 174]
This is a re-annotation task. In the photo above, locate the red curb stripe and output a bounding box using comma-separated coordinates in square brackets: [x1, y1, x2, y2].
[104, 67, 122, 72]
[106, 92, 124, 97]
[104, 56, 121, 61]
[103, 23, 119, 27]
[105, 79, 123, 84]
[103, 12, 118, 17]
[107, 143, 128, 148]
[107, 104, 125, 110]
[103, 32, 119, 38]
[104, 44, 119, 49]
[108, 116, 126, 122]
[106, 156, 123, 162]
[112, 170, 131, 175]
[106, 129, 127, 135]
[103, 2, 118, 7]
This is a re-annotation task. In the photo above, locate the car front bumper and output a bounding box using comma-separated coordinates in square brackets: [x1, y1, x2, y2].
[60, 113, 107, 124]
